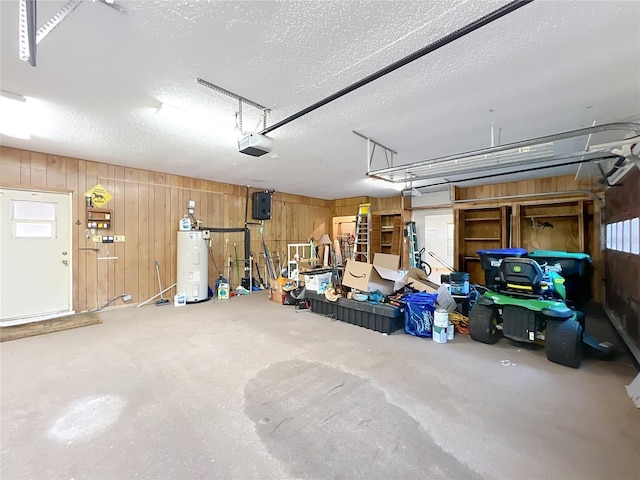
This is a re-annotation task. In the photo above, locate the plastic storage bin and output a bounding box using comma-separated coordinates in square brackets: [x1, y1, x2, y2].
[303, 272, 332, 292]
[477, 248, 528, 290]
[307, 292, 404, 334]
[526, 250, 593, 307]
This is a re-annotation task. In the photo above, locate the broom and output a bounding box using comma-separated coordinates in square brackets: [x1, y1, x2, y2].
[155, 261, 170, 305]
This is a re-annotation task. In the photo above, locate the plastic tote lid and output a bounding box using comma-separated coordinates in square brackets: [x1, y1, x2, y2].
[476, 248, 528, 256]
[527, 250, 592, 262]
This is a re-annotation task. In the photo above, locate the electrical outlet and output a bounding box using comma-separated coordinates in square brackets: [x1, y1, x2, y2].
[114, 235, 126, 242]
[92, 235, 103, 243]
[202, 230, 210, 240]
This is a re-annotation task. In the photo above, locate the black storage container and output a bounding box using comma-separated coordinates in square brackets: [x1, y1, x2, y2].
[526, 250, 593, 308]
[477, 248, 528, 290]
[307, 292, 404, 334]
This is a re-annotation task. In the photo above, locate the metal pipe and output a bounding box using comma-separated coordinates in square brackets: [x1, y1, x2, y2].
[259, 0, 533, 135]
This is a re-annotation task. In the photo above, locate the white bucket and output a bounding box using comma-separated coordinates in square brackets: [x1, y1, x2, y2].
[447, 321, 455, 341]
[433, 309, 449, 344]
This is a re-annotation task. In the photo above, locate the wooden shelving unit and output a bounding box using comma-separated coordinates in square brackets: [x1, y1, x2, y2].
[371, 212, 403, 261]
[455, 199, 593, 287]
[87, 208, 112, 229]
[455, 206, 509, 284]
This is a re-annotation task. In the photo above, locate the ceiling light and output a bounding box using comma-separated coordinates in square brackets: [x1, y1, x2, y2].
[0, 90, 30, 139]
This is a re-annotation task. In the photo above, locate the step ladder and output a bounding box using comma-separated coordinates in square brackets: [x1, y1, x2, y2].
[406, 221, 420, 268]
[352, 203, 371, 263]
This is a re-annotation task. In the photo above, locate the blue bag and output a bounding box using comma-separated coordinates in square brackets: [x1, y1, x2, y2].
[404, 291, 438, 338]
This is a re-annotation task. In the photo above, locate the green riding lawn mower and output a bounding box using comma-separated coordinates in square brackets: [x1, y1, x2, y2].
[469, 250, 613, 368]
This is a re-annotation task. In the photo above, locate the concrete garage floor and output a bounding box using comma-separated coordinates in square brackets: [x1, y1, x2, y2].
[2, 293, 639, 479]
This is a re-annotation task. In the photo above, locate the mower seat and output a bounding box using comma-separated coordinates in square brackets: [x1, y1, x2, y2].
[499, 257, 546, 295]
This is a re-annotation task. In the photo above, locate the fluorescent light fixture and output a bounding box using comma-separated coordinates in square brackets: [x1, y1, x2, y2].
[0, 90, 30, 139]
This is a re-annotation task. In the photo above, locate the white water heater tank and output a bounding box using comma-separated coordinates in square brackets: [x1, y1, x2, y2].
[177, 231, 208, 302]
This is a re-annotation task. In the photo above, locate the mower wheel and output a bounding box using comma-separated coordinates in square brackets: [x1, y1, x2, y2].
[545, 318, 583, 368]
[469, 304, 501, 344]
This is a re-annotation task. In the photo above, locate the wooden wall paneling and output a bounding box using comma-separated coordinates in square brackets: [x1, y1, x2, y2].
[30, 152, 47, 188]
[137, 170, 151, 304]
[501, 206, 509, 248]
[85, 161, 99, 310]
[578, 200, 585, 251]
[391, 216, 402, 256]
[19, 149, 31, 184]
[511, 204, 521, 248]
[591, 200, 602, 303]
[0, 147, 21, 184]
[96, 163, 110, 307]
[124, 168, 139, 306]
[47, 155, 67, 189]
[168, 174, 179, 288]
[454, 209, 462, 271]
[65, 157, 80, 311]
[113, 166, 126, 304]
[76, 160, 88, 311]
[105, 164, 116, 303]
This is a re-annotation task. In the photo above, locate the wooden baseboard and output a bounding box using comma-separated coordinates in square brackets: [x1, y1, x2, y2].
[0, 312, 102, 342]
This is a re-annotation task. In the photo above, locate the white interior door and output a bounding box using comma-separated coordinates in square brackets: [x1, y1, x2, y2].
[422, 212, 454, 283]
[0, 188, 72, 323]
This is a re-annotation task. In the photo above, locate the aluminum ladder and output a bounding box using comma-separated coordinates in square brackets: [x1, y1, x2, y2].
[352, 203, 371, 263]
[406, 221, 420, 268]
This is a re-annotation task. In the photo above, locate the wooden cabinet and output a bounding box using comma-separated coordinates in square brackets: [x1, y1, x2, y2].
[371, 212, 403, 261]
[87, 208, 111, 229]
[455, 207, 509, 285]
[455, 199, 594, 289]
[519, 201, 584, 252]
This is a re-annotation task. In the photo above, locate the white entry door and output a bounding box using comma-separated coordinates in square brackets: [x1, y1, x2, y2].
[0, 188, 72, 323]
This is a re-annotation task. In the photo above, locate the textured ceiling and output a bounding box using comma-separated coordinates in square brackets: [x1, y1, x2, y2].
[1, 0, 639, 199]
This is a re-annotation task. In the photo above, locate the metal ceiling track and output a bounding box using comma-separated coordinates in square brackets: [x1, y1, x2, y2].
[368, 122, 640, 185]
[258, 0, 533, 135]
[19, 0, 125, 67]
[197, 78, 270, 132]
[352, 130, 397, 171]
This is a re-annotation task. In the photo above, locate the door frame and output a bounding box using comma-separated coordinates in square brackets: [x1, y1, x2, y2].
[0, 186, 74, 325]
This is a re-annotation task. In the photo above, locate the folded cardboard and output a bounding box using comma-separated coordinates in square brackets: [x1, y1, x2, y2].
[343, 254, 407, 295]
[404, 267, 439, 293]
[404, 268, 457, 312]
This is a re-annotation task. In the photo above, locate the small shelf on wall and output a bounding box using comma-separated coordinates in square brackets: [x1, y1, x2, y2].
[464, 237, 501, 241]
[464, 217, 501, 222]
[523, 213, 580, 219]
[87, 208, 111, 229]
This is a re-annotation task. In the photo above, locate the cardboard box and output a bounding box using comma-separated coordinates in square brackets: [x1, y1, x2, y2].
[404, 267, 439, 293]
[269, 279, 285, 304]
[342, 254, 407, 295]
[404, 268, 456, 312]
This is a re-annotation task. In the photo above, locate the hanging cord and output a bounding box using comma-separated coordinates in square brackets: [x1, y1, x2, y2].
[90, 294, 130, 313]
